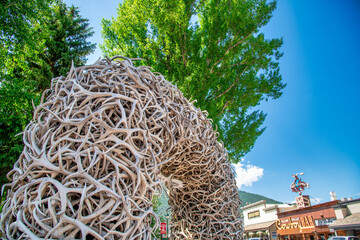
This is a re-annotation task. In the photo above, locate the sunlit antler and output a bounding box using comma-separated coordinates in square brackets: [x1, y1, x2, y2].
[0, 56, 242, 239]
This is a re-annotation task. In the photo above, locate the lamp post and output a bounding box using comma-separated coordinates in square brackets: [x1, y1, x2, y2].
[165, 213, 170, 239]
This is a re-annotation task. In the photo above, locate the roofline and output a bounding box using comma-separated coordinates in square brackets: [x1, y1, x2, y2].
[278, 200, 340, 216]
[241, 200, 266, 210]
[333, 198, 360, 209]
[264, 205, 278, 211]
[333, 205, 348, 210]
[341, 197, 360, 204]
[329, 224, 360, 230]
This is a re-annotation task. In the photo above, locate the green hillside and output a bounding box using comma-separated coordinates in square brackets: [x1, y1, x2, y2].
[155, 191, 170, 219]
[238, 190, 282, 206]
[155, 189, 282, 217]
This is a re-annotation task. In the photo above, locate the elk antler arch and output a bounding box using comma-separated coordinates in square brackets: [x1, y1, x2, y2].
[1, 57, 242, 239]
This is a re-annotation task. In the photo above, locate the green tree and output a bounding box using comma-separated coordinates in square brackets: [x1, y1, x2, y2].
[0, 0, 53, 185]
[101, 0, 285, 162]
[0, 0, 95, 186]
[0, 0, 53, 46]
[26, 2, 96, 92]
[39, 2, 96, 90]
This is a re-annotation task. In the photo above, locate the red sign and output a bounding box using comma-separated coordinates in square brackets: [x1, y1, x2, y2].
[160, 222, 166, 234]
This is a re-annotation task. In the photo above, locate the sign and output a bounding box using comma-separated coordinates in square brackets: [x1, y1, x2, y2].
[276, 215, 314, 230]
[272, 231, 277, 239]
[315, 218, 336, 226]
[248, 210, 260, 219]
[160, 222, 166, 234]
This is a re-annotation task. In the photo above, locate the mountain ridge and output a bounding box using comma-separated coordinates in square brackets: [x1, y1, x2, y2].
[238, 190, 283, 206]
[155, 189, 283, 217]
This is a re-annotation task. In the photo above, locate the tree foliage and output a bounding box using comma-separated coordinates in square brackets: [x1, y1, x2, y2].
[41, 2, 96, 88]
[0, 0, 95, 186]
[101, 0, 286, 162]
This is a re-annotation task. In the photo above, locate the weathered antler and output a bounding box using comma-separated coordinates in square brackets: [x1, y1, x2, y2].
[0, 56, 242, 239]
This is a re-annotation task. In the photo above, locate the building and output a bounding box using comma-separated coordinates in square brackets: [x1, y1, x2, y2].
[241, 200, 296, 240]
[276, 197, 339, 240]
[329, 198, 360, 237]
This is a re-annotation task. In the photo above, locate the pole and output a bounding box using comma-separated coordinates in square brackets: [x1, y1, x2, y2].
[166, 217, 169, 239]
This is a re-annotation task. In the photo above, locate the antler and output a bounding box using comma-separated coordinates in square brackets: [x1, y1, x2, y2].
[1, 56, 242, 239]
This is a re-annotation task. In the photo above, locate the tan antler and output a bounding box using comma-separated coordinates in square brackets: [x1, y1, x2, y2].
[0, 56, 242, 239]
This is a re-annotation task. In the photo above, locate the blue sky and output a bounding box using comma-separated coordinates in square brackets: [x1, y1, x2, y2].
[64, 0, 360, 204]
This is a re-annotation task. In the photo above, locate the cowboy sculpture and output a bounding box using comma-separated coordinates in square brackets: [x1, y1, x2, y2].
[290, 172, 310, 195]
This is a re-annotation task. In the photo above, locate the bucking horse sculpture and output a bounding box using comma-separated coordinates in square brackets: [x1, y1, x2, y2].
[290, 172, 310, 195]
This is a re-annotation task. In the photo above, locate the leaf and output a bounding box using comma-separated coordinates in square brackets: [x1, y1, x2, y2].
[101, 0, 286, 162]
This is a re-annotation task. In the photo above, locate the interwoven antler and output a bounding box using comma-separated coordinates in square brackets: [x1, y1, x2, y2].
[0, 56, 242, 239]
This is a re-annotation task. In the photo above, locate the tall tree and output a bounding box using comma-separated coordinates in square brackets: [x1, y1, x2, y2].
[40, 2, 96, 89]
[0, 0, 54, 185]
[101, 0, 285, 162]
[0, 0, 53, 46]
[0, 0, 95, 186]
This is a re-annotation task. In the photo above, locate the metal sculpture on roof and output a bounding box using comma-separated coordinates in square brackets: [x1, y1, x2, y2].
[290, 172, 310, 195]
[0, 56, 242, 239]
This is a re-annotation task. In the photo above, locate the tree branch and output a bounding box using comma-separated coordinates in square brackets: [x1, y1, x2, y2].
[214, 65, 249, 99]
[210, 29, 255, 73]
[218, 99, 231, 117]
[5, 2, 16, 9]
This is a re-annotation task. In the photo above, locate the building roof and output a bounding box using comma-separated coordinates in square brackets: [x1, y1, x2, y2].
[244, 221, 275, 231]
[329, 212, 360, 229]
[333, 198, 360, 210]
[278, 200, 339, 217]
[241, 200, 266, 210]
[339, 198, 360, 204]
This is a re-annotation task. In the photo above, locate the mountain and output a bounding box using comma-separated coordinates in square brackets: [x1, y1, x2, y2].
[238, 190, 282, 206]
[155, 191, 171, 219]
[155, 189, 283, 217]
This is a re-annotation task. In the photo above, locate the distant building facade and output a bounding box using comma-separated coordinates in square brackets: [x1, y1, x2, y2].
[240, 181, 359, 240]
[241, 200, 296, 240]
[276, 200, 339, 240]
[329, 198, 360, 237]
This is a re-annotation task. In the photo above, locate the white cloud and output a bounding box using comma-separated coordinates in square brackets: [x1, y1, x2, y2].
[233, 163, 264, 189]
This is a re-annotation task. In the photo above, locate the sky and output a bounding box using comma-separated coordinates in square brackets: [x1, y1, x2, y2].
[64, 0, 360, 204]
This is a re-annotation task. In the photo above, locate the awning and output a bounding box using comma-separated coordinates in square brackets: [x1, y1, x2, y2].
[244, 221, 275, 231]
[329, 212, 360, 230]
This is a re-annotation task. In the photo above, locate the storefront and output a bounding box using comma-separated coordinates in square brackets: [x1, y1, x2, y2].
[242, 200, 295, 240]
[329, 198, 360, 237]
[276, 200, 339, 240]
[245, 221, 277, 240]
